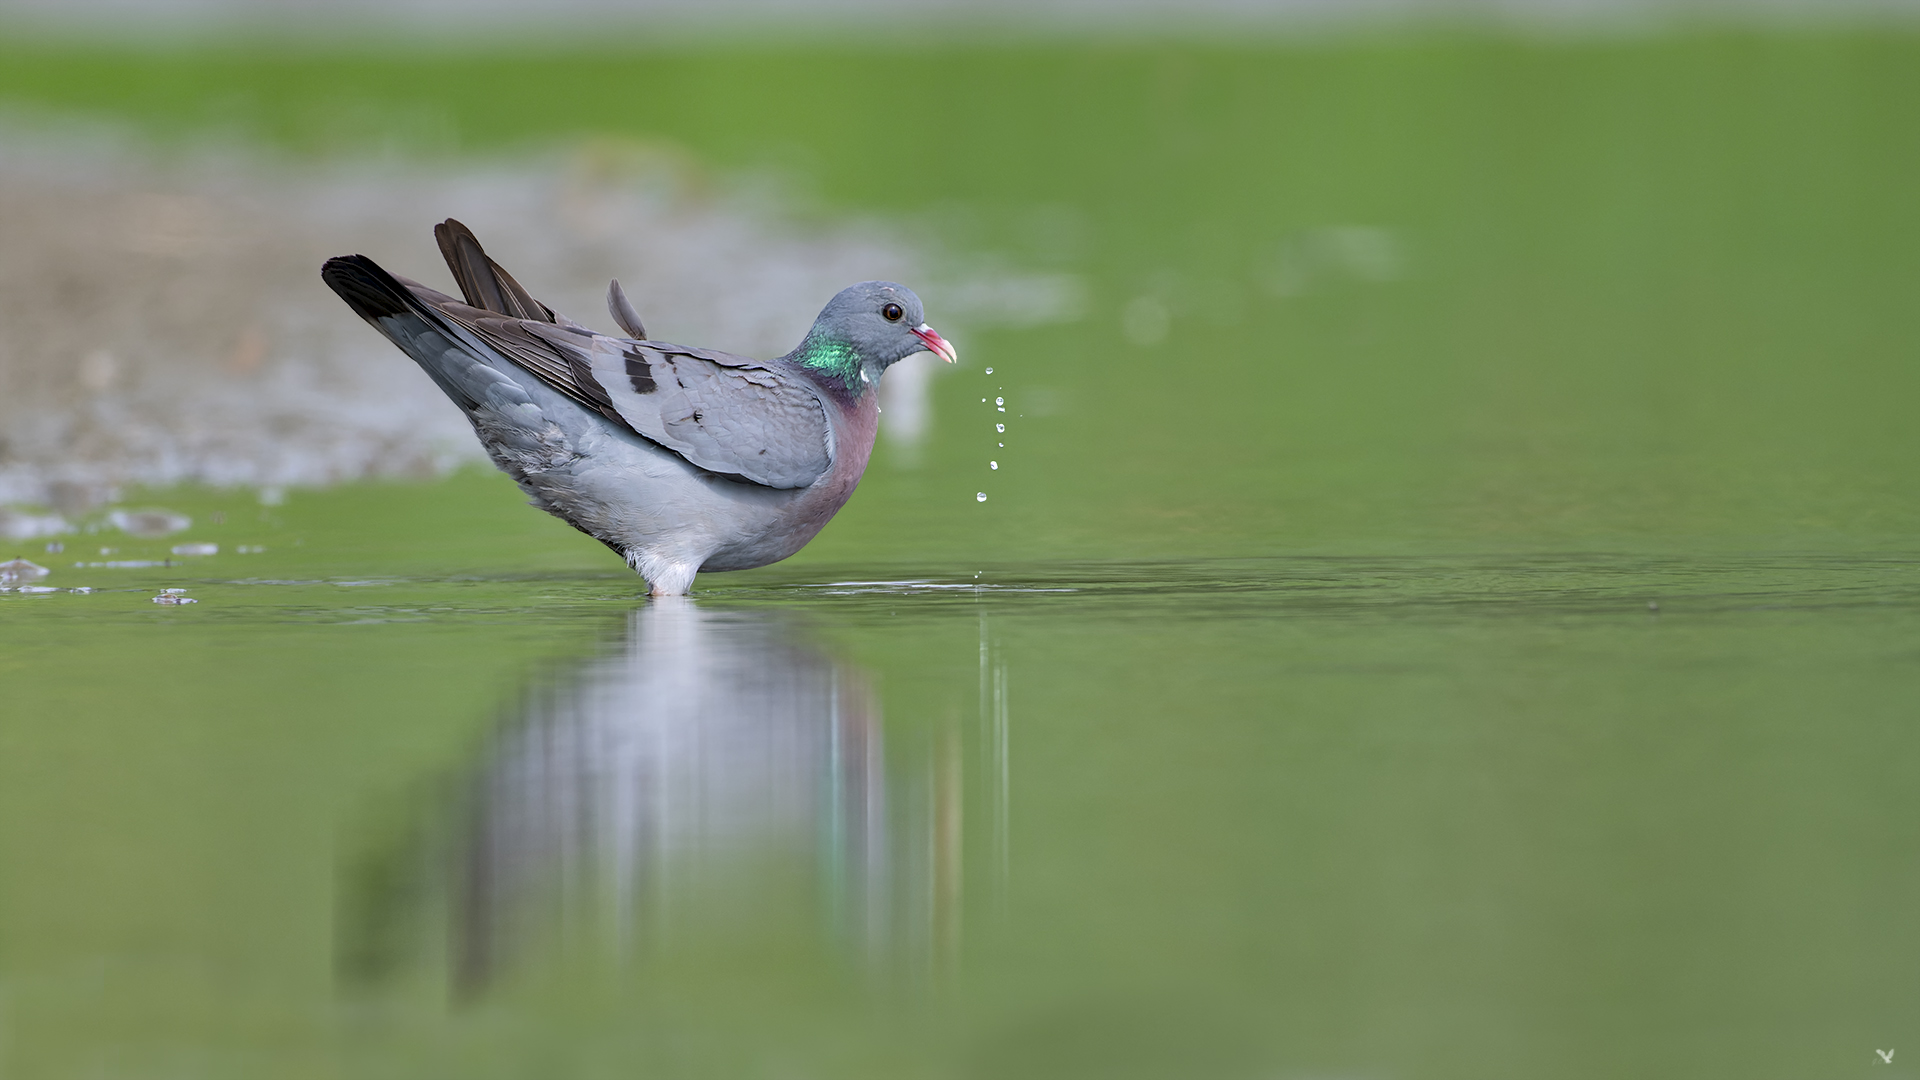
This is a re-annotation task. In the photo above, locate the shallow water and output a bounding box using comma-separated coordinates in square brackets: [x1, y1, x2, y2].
[4, 545, 1919, 1078]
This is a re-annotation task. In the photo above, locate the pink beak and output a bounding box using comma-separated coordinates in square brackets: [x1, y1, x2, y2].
[912, 323, 958, 364]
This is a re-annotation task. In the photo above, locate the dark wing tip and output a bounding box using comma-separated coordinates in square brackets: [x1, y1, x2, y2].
[322, 254, 411, 320]
[431, 218, 555, 324]
[432, 218, 478, 264]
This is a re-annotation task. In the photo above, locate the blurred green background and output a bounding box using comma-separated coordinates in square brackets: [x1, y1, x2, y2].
[4, 32, 1917, 559]
[2, 24, 1918, 1080]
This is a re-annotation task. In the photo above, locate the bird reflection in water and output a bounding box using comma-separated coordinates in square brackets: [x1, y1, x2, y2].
[337, 598, 1000, 997]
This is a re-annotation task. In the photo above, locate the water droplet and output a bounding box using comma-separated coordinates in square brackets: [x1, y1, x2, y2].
[997, 407, 1005, 413]
[996, 423, 1005, 433]
[995, 397, 1004, 406]
[990, 461, 999, 470]
[998, 442, 1004, 447]
[976, 492, 988, 502]
[985, 367, 993, 374]
[981, 398, 987, 403]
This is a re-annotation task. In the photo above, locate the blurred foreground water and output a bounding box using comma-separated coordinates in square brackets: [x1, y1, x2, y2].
[2, 29, 1920, 1080]
[3, 548, 1918, 1078]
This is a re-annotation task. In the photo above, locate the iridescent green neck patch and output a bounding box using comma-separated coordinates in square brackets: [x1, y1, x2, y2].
[792, 333, 864, 387]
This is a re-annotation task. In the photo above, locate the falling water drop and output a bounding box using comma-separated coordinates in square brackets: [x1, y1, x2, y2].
[976, 492, 988, 502]
[996, 423, 1005, 433]
[995, 397, 1004, 406]
[990, 461, 999, 470]
[985, 367, 993, 374]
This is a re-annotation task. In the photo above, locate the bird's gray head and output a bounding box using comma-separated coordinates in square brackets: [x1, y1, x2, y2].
[784, 281, 956, 392]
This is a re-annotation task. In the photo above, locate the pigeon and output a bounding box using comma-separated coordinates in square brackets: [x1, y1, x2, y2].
[321, 219, 955, 596]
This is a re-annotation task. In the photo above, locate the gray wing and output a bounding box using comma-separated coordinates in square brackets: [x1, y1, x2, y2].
[421, 300, 833, 489]
[529, 326, 835, 490]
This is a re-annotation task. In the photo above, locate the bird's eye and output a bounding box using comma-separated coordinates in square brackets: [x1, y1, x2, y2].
[882, 303, 904, 322]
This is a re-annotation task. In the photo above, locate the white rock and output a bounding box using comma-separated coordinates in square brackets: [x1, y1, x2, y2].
[0, 558, 50, 583]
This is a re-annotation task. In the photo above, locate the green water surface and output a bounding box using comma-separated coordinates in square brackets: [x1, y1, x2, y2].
[3, 30, 1919, 1080]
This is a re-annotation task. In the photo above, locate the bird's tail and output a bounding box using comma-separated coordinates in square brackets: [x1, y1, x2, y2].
[322, 219, 547, 328]
[320, 252, 419, 324]
[320, 252, 521, 416]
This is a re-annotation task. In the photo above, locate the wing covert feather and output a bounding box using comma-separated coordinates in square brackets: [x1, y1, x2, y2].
[526, 325, 834, 489]
[393, 278, 833, 489]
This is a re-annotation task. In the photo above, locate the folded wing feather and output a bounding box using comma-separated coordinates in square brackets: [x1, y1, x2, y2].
[386, 223, 837, 491]
[414, 292, 832, 490]
[523, 324, 835, 490]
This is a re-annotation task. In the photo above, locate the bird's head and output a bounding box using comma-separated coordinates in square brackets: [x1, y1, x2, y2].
[788, 281, 956, 390]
